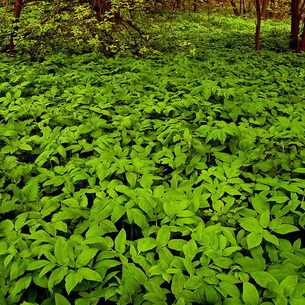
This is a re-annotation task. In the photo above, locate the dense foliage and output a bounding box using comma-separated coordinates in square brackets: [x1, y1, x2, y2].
[1, 0, 303, 56]
[1, 16, 305, 303]
[0, 10, 292, 58]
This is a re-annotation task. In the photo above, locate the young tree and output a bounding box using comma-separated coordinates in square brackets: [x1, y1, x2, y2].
[1, 0, 23, 54]
[230, 0, 240, 16]
[254, 0, 263, 50]
[290, 0, 305, 51]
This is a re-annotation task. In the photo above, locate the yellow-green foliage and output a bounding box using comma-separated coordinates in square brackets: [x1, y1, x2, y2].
[0, 0, 153, 58]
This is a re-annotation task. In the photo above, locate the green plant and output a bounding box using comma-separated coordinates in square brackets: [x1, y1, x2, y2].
[1, 22, 305, 303]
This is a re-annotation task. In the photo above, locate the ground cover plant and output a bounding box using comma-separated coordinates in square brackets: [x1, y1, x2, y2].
[1, 14, 305, 305]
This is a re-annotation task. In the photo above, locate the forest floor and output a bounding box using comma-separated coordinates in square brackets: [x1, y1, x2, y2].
[1, 13, 305, 305]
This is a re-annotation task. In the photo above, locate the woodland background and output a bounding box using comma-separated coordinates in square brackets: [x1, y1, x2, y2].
[1, 0, 305, 58]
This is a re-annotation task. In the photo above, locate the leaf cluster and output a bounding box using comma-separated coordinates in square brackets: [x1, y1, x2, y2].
[1, 41, 305, 304]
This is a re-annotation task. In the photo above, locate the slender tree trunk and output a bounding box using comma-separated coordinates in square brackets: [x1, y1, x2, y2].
[299, 20, 305, 51]
[255, 0, 262, 50]
[230, 0, 240, 16]
[290, 0, 300, 51]
[92, 0, 120, 22]
[261, 0, 269, 18]
[242, 0, 246, 14]
[7, 0, 23, 54]
[193, 0, 198, 12]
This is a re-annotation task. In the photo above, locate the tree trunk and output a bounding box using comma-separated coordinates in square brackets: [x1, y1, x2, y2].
[255, 0, 262, 50]
[91, 0, 120, 23]
[290, 0, 300, 51]
[242, 0, 246, 14]
[193, 0, 198, 12]
[261, 0, 269, 19]
[230, 0, 240, 16]
[7, 0, 23, 54]
[299, 20, 305, 51]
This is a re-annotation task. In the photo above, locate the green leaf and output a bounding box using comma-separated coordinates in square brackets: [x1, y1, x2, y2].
[219, 282, 240, 298]
[19, 143, 32, 151]
[27, 260, 50, 271]
[239, 217, 263, 233]
[184, 276, 203, 290]
[115, 229, 126, 253]
[251, 271, 279, 289]
[293, 168, 305, 173]
[223, 298, 243, 305]
[111, 205, 126, 223]
[126, 172, 137, 188]
[172, 271, 185, 295]
[242, 282, 259, 305]
[57, 145, 67, 158]
[176, 297, 185, 305]
[75, 298, 90, 305]
[127, 264, 147, 283]
[137, 237, 157, 253]
[251, 195, 269, 214]
[246, 232, 262, 249]
[267, 196, 289, 203]
[127, 208, 148, 229]
[218, 130, 226, 144]
[115, 184, 129, 194]
[272, 224, 299, 234]
[289, 299, 305, 305]
[54, 237, 69, 266]
[10, 274, 32, 296]
[39, 263, 56, 278]
[55, 293, 71, 305]
[62, 198, 79, 207]
[168, 239, 187, 251]
[77, 268, 102, 282]
[156, 225, 171, 248]
[48, 267, 68, 291]
[183, 257, 195, 276]
[183, 239, 197, 261]
[139, 175, 153, 188]
[154, 185, 164, 198]
[280, 275, 298, 297]
[10, 260, 26, 281]
[262, 230, 279, 246]
[259, 211, 270, 228]
[203, 285, 220, 303]
[222, 246, 241, 256]
[164, 201, 178, 218]
[75, 248, 98, 268]
[15, 213, 28, 231]
[65, 272, 79, 295]
[281, 183, 303, 194]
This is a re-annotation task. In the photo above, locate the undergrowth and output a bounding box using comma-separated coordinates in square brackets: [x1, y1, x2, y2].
[1, 14, 305, 305]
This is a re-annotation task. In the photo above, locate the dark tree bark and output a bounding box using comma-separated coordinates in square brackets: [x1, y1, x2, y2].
[242, 0, 246, 14]
[91, 0, 120, 22]
[230, 0, 240, 16]
[297, 0, 305, 51]
[254, 0, 262, 50]
[261, 0, 269, 18]
[290, 0, 300, 51]
[193, 0, 198, 12]
[299, 20, 305, 51]
[1, 0, 23, 54]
